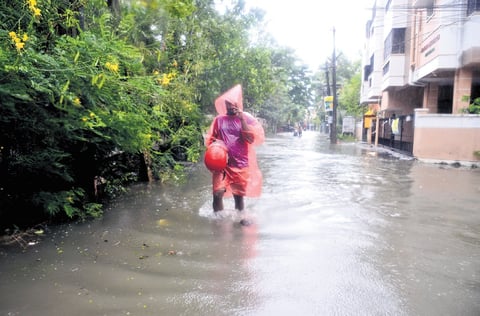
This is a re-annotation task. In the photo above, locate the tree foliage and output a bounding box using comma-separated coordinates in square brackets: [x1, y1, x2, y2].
[0, 0, 204, 228]
[311, 52, 362, 130]
[463, 97, 480, 114]
[258, 46, 313, 131]
[339, 72, 363, 117]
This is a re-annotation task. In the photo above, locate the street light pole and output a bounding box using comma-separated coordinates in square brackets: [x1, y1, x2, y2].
[330, 27, 338, 144]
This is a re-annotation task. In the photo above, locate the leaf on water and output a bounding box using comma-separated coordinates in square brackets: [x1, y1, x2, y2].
[157, 219, 169, 227]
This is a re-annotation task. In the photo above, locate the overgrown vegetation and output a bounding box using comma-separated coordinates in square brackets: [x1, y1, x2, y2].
[0, 0, 220, 229]
[464, 97, 480, 114]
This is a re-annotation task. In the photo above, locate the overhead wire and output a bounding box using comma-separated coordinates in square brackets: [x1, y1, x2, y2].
[361, 1, 478, 58]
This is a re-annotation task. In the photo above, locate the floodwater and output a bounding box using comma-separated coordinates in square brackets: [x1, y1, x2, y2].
[1, 131, 480, 316]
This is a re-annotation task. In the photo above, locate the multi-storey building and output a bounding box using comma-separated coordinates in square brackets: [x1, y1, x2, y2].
[360, 0, 480, 164]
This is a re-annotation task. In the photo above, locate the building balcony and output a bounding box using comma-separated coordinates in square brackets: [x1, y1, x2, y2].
[382, 54, 407, 90]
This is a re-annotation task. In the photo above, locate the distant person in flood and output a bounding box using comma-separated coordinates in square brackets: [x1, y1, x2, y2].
[205, 84, 264, 216]
[293, 123, 302, 137]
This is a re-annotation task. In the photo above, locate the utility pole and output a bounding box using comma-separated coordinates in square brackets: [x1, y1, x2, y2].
[324, 61, 332, 136]
[325, 62, 331, 96]
[330, 27, 338, 144]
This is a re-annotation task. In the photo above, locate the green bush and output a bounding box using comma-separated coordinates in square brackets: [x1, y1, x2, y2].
[466, 97, 480, 114]
[0, 0, 203, 229]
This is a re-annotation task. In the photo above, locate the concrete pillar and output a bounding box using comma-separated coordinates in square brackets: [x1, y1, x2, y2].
[452, 67, 472, 114]
[424, 83, 439, 113]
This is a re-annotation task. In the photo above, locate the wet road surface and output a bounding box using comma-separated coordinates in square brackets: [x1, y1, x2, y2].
[1, 131, 479, 315]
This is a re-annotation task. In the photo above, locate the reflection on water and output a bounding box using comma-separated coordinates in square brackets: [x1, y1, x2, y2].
[1, 131, 479, 315]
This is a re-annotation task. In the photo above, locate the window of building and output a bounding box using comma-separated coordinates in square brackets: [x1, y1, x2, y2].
[384, 28, 406, 61]
[364, 65, 372, 81]
[364, 55, 374, 81]
[392, 28, 406, 54]
[467, 0, 480, 15]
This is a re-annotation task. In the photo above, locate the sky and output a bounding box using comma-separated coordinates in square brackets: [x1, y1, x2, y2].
[243, 0, 373, 71]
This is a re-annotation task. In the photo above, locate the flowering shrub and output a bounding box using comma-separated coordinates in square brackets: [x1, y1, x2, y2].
[0, 0, 203, 228]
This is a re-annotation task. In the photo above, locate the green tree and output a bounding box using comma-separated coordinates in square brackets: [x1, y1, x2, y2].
[311, 52, 362, 133]
[0, 0, 204, 229]
[339, 73, 362, 117]
[258, 46, 312, 131]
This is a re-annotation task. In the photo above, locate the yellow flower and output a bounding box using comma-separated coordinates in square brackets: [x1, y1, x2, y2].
[9, 32, 16, 40]
[73, 97, 81, 106]
[153, 70, 159, 75]
[33, 7, 41, 17]
[22, 34, 29, 41]
[89, 112, 95, 118]
[105, 61, 119, 73]
[81, 117, 88, 122]
[161, 74, 170, 86]
[27, 0, 41, 17]
[15, 42, 25, 51]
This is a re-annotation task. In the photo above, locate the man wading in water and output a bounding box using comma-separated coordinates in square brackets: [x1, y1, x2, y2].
[205, 84, 264, 225]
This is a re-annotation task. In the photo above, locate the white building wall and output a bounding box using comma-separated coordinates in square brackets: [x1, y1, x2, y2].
[463, 15, 480, 50]
[382, 55, 407, 89]
[360, 0, 385, 104]
[412, 0, 480, 80]
[382, 0, 410, 87]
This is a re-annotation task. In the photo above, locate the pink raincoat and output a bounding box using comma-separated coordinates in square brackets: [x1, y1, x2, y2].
[205, 84, 264, 197]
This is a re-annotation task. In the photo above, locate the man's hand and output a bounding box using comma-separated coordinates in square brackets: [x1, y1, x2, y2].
[236, 110, 244, 120]
[237, 111, 254, 143]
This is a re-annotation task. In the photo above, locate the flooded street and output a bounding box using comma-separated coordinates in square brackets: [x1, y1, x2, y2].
[1, 131, 479, 316]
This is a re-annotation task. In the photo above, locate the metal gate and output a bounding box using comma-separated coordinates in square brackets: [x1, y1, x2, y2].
[371, 114, 414, 155]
